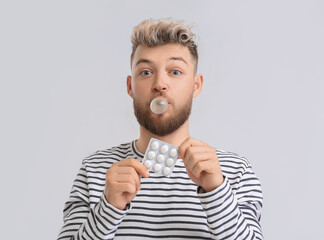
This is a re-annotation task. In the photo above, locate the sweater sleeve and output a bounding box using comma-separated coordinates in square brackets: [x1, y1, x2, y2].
[57, 162, 130, 240]
[197, 164, 263, 239]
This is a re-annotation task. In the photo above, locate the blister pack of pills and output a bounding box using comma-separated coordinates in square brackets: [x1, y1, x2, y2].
[142, 138, 178, 177]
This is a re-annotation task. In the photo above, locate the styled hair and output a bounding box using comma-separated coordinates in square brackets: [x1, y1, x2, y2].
[130, 18, 198, 72]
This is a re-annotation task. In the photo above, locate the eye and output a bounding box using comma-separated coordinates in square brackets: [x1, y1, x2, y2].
[140, 70, 152, 76]
[171, 70, 181, 75]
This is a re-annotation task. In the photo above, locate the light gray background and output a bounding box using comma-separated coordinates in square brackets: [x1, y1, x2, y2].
[1, 0, 323, 239]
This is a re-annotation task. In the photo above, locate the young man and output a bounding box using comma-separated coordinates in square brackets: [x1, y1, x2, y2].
[58, 19, 263, 239]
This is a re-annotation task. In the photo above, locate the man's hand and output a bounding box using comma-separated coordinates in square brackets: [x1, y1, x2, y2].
[105, 158, 150, 210]
[178, 138, 224, 192]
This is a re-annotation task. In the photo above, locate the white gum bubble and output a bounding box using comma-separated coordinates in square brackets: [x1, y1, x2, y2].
[150, 98, 168, 114]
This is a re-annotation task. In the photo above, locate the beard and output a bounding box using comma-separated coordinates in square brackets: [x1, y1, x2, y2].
[133, 93, 193, 137]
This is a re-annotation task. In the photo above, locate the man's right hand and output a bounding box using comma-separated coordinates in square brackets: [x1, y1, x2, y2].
[105, 158, 150, 210]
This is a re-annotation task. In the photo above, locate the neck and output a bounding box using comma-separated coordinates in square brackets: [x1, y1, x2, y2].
[135, 120, 190, 154]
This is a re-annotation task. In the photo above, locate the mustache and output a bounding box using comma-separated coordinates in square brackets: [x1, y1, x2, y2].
[148, 92, 174, 105]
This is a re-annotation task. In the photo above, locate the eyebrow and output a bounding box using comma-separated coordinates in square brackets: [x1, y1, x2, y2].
[169, 57, 188, 65]
[135, 58, 152, 66]
[135, 56, 188, 67]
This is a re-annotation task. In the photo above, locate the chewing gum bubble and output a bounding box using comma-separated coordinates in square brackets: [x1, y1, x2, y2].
[142, 138, 178, 177]
[150, 98, 168, 114]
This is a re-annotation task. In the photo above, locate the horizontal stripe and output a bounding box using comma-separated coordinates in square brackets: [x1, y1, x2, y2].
[58, 141, 263, 240]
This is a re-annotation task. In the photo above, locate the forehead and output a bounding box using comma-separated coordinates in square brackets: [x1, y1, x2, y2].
[132, 44, 194, 68]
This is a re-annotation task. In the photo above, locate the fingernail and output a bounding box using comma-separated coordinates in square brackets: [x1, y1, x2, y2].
[146, 170, 150, 177]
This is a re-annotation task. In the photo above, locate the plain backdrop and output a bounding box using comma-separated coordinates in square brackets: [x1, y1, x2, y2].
[1, 0, 323, 239]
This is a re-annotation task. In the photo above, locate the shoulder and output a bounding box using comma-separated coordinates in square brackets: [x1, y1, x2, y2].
[215, 148, 250, 168]
[214, 148, 261, 194]
[82, 141, 135, 166]
[215, 148, 252, 178]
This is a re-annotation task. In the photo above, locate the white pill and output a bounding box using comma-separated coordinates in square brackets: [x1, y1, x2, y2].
[153, 163, 161, 172]
[144, 160, 152, 168]
[147, 151, 155, 159]
[150, 98, 168, 114]
[166, 158, 175, 166]
[157, 154, 165, 163]
[160, 145, 168, 153]
[169, 148, 177, 157]
[163, 167, 171, 176]
[151, 141, 159, 150]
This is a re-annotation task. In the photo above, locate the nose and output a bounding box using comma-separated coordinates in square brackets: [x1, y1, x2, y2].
[152, 72, 168, 93]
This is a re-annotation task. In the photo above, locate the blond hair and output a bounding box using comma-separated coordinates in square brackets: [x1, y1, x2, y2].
[130, 18, 198, 72]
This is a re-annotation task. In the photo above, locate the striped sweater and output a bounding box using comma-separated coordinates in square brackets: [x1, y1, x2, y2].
[58, 141, 263, 239]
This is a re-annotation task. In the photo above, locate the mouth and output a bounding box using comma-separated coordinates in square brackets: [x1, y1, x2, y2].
[150, 94, 172, 104]
[150, 97, 169, 115]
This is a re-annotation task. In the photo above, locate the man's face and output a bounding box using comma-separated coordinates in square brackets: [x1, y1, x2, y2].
[127, 43, 202, 136]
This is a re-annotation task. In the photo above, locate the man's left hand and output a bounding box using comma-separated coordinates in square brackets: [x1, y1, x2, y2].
[178, 137, 224, 192]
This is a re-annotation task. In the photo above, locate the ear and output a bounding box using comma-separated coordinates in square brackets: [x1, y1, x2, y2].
[126, 75, 133, 98]
[193, 74, 204, 98]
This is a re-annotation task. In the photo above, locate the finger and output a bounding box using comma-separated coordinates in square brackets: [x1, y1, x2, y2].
[115, 166, 141, 190]
[115, 182, 137, 195]
[106, 164, 141, 189]
[184, 150, 215, 170]
[191, 160, 214, 178]
[178, 137, 205, 159]
[182, 145, 215, 166]
[117, 158, 150, 178]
